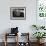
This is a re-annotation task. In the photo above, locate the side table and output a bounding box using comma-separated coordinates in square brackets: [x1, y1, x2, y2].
[4, 33, 18, 46]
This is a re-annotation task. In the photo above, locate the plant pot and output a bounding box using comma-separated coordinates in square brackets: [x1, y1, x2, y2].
[37, 39, 45, 44]
[37, 39, 40, 43]
[40, 38, 45, 43]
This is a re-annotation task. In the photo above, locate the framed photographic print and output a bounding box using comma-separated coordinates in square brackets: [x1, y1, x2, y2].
[36, 0, 46, 26]
[37, 1, 46, 18]
[10, 7, 26, 20]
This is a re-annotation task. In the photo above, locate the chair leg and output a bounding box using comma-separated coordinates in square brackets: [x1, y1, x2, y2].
[4, 41, 7, 46]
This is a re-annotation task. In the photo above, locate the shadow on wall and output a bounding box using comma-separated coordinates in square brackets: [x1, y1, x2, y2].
[2, 28, 11, 34]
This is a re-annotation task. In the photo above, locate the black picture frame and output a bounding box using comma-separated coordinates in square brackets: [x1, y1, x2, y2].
[10, 7, 26, 20]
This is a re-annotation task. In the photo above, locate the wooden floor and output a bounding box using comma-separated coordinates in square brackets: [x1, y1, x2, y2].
[0, 42, 46, 46]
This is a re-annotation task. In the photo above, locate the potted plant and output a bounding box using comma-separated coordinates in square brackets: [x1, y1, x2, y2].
[32, 24, 45, 30]
[32, 25, 39, 30]
[32, 25, 46, 43]
[33, 32, 46, 43]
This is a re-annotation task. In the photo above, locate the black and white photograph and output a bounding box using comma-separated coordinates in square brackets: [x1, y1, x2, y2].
[10, 7, 26, 20]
